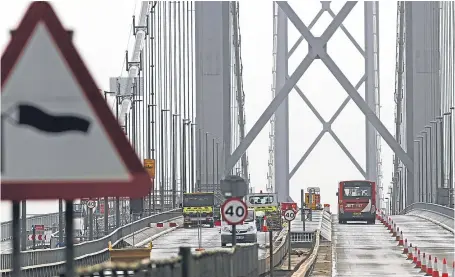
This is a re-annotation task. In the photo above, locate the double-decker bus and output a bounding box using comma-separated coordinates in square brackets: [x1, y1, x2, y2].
[336, 180, 376, 224]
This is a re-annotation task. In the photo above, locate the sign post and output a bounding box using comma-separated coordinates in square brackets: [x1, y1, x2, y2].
[221, 198, 248, 246]
[284, 209, 296, 270]
[301, 189, 306, 232]
[86, 200, 96, 240]
[220, 175, 249, 247]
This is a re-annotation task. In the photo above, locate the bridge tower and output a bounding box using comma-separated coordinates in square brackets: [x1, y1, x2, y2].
[226, 1, 414, 207]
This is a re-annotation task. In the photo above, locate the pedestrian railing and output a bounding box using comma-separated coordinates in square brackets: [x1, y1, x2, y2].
[1, 213, 61, 242]
[400, 202, 454, 219]
[0, 209, 182, 273]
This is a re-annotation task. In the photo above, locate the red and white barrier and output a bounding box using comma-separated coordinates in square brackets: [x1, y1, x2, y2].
[150, 222, 178, 228]
[28, 234, 48, 241]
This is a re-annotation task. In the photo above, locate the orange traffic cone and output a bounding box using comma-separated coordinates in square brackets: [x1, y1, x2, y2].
[402, 239, 409, 254]
[434, 257, 441, 277]
[421, 252, 427, 273]
[407, 243, 414, 260]
[440, 258, 448, 277]
[426, 255, 433, 276]
[415, 249, 422, 268]
[398, 231, 404, 246]
[261, 216, 268, 232]
[413, 246, 418, 263]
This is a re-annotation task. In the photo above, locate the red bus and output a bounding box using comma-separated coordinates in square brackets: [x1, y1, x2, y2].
[336, 180, 376, 224]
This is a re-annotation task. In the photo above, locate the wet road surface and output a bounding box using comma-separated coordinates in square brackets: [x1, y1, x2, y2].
[332, 217, 423, 276]
[390, 215, 454, 263]
[151, 227, 268, 259]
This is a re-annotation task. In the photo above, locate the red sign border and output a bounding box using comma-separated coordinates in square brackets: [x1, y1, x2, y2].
[221, 198, 248, 225]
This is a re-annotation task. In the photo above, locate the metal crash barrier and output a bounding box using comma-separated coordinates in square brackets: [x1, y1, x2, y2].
[0, 209, 182, 276]
[400, 202, 455, 219]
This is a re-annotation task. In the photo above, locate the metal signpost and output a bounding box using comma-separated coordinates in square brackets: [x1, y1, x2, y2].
[221, 198, 248, 246]
[86, 200, 96, 240]
[284, 209, 296, 270]
[300, 189, 306, 231]
[1, 3, 152, 277]
[220, 175, 249, 247]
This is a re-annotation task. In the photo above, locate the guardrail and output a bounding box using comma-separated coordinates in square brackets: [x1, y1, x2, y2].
[0, 209, 182, 274]
[400, 202, 455, 219]
[1, 213, 60, 242]
[1, 221, 289, 277]
[288, 210, 326, 277]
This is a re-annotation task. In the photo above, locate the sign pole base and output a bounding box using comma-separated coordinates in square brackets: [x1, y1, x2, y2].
[12, 201, 21, 277]
[65, 200, 75, 277]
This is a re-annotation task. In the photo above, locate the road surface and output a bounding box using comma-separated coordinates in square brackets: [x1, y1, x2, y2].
[332, 218, 423, 276]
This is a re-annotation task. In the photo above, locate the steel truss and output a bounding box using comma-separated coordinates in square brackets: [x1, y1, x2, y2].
[226, 1, 413, 204]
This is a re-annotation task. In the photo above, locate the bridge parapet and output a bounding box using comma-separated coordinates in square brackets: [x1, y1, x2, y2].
[399, 202, 454, 233]
[0, 229, 289, 277]
[0, 209, 182, 274]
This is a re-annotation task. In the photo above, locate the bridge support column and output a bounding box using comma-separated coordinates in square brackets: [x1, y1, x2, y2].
[274, 4, 290, 203]
[195, 2, 231, 189]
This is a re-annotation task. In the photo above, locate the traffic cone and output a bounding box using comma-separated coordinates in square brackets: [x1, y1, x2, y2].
[441, 258, 448, 277]
[395, 227, 400, 240]
[433, 257, 440, 277]
[415, 249, 422, 268]
[261, 216, 268, 232]
[421, 253, 427, 273]
[402, 239, 409, 254]
[407, 243, 414, 260]
[426, 255, 433, 276]
[451, 261, 454, 277]
[413, 246, 418, 263]
[398, 231, 404, 246]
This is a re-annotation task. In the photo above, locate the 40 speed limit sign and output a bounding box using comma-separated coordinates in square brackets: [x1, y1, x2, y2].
[284, 209, 296, 221]
[221, 198, 248, 225]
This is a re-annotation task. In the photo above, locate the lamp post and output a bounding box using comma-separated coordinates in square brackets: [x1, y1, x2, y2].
[424, 125, 433, 203]
[414, 139, 422, 202]
[444, 107, 453, 206]
[160, 109, 170, 211]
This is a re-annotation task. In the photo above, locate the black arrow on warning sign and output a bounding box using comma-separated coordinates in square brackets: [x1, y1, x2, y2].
[1, 103, 92, 173]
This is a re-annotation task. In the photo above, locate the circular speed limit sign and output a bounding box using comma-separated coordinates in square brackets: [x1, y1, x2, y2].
[284, 209, 296, 221]
[86, 200, 96, 209]
[221, 198, 248, 225]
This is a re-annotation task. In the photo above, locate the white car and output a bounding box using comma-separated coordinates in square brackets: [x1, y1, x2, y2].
[220, 208, 257, 247]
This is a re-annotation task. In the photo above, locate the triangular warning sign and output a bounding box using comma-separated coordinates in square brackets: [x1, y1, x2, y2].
[1, 2, 151, 200]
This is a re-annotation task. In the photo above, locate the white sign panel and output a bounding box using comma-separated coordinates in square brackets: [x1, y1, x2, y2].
[221, 198, 248, 225]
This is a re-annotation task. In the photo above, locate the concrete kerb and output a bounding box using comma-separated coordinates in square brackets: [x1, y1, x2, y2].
[130, 216, 183, 247]
[289, 210, 325, 277]
[290, 230, 320, 277]
[134, 227, 178, 247]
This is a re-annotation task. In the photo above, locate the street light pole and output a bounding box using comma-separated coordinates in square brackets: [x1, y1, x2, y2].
[414, 139, 422, 201]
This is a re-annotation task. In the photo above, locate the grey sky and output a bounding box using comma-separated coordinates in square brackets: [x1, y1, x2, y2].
[0, 1, 398, 221]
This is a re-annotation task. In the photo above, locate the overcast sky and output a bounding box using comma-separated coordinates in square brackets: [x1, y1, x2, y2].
[0, 0, 398, 222]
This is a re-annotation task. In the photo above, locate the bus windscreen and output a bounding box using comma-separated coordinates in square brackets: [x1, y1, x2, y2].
[342, 181, 372, 198]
